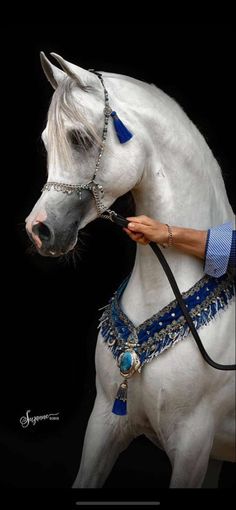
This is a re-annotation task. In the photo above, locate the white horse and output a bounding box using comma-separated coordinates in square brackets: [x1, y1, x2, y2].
[26, 53, 235, 488]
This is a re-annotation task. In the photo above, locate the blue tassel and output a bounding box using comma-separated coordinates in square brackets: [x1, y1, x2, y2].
[112, 398, 127, 416]
[111, 111, 133, 144]
[112, 380, 128, 415]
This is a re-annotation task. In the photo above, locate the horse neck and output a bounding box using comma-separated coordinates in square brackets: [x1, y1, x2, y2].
[118, 79, 234, 324]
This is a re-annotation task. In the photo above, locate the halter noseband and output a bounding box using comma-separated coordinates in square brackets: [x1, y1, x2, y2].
[41, 70, 129, 223]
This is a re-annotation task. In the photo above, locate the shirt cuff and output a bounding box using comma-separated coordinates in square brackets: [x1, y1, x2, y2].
[204, 222, 233, 277]
[229, 230, 236, 269]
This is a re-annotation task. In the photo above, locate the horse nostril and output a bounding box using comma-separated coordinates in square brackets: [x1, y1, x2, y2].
[32, 222, 52, 242]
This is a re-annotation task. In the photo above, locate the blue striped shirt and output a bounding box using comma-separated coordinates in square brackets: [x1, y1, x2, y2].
[204, 222, 235, 277]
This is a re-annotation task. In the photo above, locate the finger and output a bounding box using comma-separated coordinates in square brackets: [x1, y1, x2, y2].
[135, 235, 150, 245]
[128, 232, 140, 241]
[127, 231, 144, 239]
[127, 222, 149, 233]
[123, 228, 150, 245]
[123, 228, 144, 241]
[133, 233, 146, 240]
[126, 215, 152, 225]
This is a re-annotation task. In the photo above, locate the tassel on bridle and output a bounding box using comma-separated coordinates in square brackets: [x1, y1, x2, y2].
[110, 111, 133, 144]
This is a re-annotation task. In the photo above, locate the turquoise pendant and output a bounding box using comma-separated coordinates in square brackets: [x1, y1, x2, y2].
[120, 351, 133, 373]
[118, 349, 141, 378]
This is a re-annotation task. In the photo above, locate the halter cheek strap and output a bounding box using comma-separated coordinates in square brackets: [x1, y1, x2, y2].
[41, 70, 133, 220]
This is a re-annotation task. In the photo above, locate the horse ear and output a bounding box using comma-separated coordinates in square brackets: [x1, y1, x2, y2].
[40, 52, 66, 89]
[50, 53, 97, 87]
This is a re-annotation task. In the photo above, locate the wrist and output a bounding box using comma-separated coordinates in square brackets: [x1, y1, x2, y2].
[161, 224, 173, 248]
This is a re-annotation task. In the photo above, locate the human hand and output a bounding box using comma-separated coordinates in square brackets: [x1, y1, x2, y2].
[123, 215, 169, 246]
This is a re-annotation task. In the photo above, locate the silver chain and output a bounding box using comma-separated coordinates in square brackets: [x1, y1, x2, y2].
[41, 70, 115, 219]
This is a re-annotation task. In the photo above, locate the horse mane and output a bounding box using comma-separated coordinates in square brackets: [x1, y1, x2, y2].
[47, 76, 102, 167]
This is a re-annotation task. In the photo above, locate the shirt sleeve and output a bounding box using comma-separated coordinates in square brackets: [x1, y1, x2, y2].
[204, 222, 233, 277]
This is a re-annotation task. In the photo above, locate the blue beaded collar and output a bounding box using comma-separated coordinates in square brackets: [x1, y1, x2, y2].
[99, 272, 234, 415]
[100, 272, 234, 369]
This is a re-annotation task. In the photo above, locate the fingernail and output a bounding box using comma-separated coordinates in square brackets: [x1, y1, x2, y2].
[128, 223, 135, 228]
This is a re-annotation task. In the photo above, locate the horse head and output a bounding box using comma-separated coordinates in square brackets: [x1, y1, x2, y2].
[26, 53, 143, 257]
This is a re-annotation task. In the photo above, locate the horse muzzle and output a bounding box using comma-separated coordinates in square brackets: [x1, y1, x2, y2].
[26, 219, 79, 257]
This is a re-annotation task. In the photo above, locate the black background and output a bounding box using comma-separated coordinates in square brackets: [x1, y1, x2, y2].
[1, 23, 235, 505]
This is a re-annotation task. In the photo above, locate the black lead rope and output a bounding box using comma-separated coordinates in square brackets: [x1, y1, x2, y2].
[110, 213, 235, 371]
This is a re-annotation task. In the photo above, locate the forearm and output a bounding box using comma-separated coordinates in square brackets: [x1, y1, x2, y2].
[171, 227, 207, 260]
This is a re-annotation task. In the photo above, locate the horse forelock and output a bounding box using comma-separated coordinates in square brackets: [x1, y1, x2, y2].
[46, 76, 102, 167]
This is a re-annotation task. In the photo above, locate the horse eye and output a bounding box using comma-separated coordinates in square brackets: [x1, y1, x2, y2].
[69, 130, 92, 150]
[69, 130, 82, 146]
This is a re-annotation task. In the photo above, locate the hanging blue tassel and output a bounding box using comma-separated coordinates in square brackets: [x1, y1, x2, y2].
[112, 399, 127, 416]
[111, 111, 133, 144]
[112, 380, 128, 415]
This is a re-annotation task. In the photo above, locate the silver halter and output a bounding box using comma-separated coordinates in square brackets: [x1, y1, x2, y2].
[41, 71, 117, 222]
